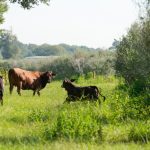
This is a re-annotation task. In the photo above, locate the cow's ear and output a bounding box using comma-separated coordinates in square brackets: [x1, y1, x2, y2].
[70, 79, 76, 82]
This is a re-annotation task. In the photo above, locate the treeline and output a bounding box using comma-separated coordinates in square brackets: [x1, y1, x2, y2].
[0, 50, 115, 80]
[0, 30, 104, 59]
[0, 29, 116, 80]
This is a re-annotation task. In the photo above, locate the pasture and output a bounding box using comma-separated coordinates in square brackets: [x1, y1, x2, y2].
[0, 76, 149, 150]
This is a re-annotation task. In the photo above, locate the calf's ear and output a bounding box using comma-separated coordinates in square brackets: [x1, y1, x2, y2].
[70, 79, 76, 82]
[52, 72, 56, 77]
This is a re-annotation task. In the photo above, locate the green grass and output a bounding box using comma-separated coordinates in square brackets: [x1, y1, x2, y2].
[0, 76, 149, 149]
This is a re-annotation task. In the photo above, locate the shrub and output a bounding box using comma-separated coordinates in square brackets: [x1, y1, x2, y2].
[129, 121, 150, 143]
[28, 108, 50, 122]
[43, 104, 102, 142]
[108, 90, 150, 122]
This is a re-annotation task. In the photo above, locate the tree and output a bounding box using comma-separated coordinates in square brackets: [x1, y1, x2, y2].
[0, 0, 49, 28]
[0, 0, 8, 25]
[115, 1, 150, 95]
[31, 44, 67, 56]
[109, 39, 120, 50]
[116, 21, 150, 94]
[0, 30, 20, 59]
[9, 0, 50, 9]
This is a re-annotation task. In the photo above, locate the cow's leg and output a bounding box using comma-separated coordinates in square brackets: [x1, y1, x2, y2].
[33, 90, 36, 96]
[9, 84, 14, 95]
[33, 90, 40, 96]
[0, 98, 3, 106]
[0, 91, 3, 106]
[1, 98, 3, 106]
[17, 82, 22, 96]
[17, 87, 21, 96]
[37, 91, 40, 96]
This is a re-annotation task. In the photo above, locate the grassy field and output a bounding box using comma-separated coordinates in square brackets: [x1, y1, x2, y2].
[0, 76, 149, 150]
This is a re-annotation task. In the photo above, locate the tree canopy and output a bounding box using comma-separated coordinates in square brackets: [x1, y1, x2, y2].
[0, 0, 8, 25]
[0, 30, 20, 59]
[115, 6, 150, 95]
[9, 0, 50, 9]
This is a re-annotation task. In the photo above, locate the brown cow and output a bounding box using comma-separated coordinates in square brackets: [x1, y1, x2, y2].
[8, 68, 56, 96]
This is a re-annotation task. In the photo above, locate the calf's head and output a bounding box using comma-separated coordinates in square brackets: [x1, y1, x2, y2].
[61, 79, 76, 88]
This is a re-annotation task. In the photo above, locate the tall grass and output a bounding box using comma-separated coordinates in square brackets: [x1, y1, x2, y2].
[0, 76, 149, 149]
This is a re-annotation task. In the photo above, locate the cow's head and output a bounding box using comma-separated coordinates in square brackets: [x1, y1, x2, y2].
[61, 79, 76, 88]
[42, 71, 56, 83]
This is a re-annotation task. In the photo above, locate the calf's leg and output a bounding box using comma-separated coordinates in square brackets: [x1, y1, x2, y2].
[63, 97, 71, 103]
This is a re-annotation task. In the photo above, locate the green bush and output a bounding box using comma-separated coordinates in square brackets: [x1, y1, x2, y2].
[129, 121, 150, 143]
[85, 72, 94, 79]
[108, 90, 150, 123]
[28, 108, 51, 122]
[43, 104, 102, 142]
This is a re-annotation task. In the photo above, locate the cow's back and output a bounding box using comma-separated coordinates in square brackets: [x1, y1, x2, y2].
[8, 68, 42, 86]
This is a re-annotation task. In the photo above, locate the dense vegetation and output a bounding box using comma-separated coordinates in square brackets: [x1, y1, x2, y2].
[0, 50, 115, 80]
[0, 30, 115, 79]
[116, 2, 150, 95]
[0, 76, 149, 149]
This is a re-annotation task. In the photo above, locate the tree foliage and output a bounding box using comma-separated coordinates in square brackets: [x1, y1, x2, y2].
[32, 44, 68, 56]
[9, 0, 50, 9]
[0, 30, 20, 59]
[116, 18, 150, 94]
[0, 0, 8, 25]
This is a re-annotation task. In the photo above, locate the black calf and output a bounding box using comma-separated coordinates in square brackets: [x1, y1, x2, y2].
[61, 79, 105, 103]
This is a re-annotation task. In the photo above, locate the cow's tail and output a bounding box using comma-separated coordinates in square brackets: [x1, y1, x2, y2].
[96, 87, 106, 102]
[8, 69, 14, 83]
[8, 68, 15, 95]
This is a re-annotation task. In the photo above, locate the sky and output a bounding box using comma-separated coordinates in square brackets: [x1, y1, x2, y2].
[1, 0, 139, 48]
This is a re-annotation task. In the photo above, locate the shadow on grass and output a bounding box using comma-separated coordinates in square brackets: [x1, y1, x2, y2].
[0, 136, 39, 145]
[7, 117, 27, 124]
